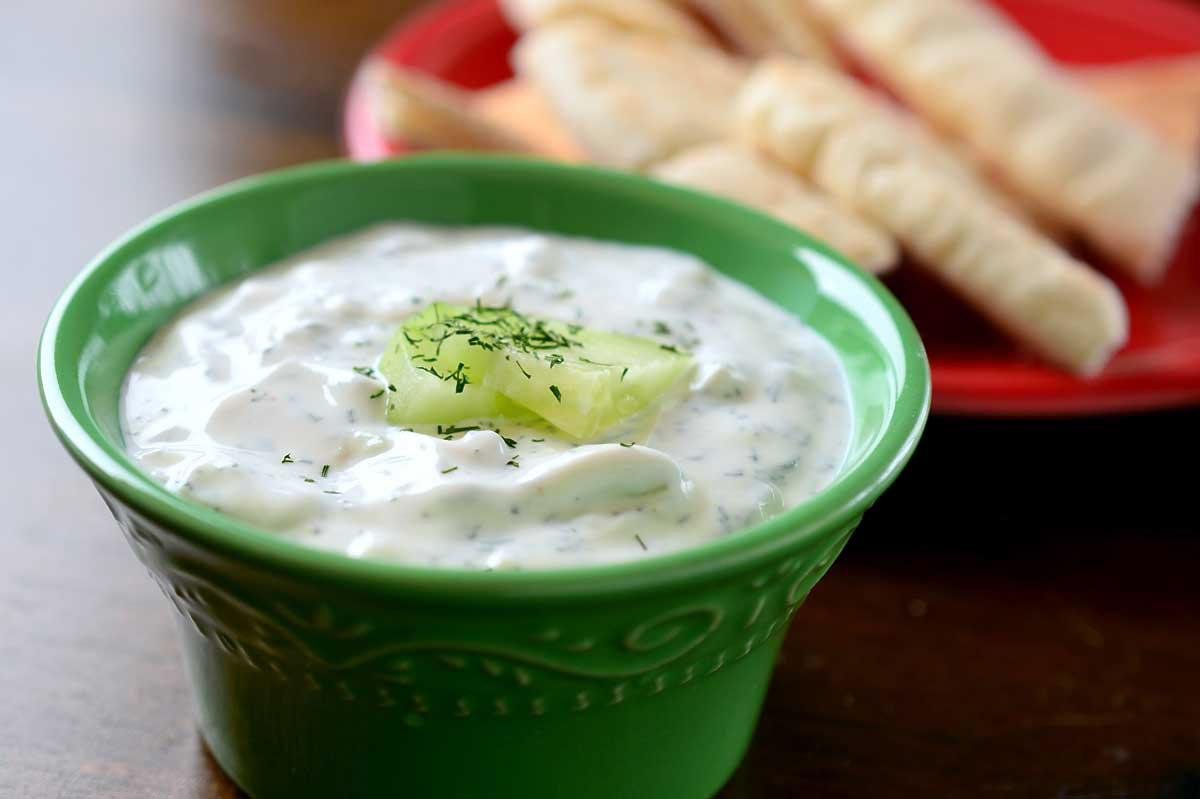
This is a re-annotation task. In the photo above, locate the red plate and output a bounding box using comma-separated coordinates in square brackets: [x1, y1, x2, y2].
[343, 0, 1200, 416]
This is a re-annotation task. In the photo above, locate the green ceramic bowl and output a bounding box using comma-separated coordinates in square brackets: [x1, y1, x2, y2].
[39, 155, 929, 799]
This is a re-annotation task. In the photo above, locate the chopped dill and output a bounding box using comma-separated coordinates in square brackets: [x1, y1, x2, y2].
[438, 424, 481, 436]
[441, 466, 459, 475]
[549, 385, 562, 403]
[635, 534, 648, 551]
[280, 453, 295, 464]
[400, 302, 585, 393]
[369, 389, 385, 399]
[449, 364, 469, 393]
[321, 464, 330, 478]
[352, 366, 375, 378]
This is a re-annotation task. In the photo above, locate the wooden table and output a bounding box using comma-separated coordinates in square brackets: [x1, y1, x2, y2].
[4, 2, 1198, 797]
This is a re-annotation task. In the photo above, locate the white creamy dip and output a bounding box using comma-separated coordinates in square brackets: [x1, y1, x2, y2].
[122, 225, 852, 569]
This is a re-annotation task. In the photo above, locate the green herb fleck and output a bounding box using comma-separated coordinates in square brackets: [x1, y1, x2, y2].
[352, 366, 375, 378]
[400, 300, 588, 396]
[501, 435, 518, 449]
[659, 344, 682, 354]
[281, 453, 295, 464]
[549, 385, 562, 403]
[441, 466, 459, 475]
[635, 534, 648, 551]
[620, 442, 635, 448]
[653, 321, 671, 336]
[531, 438, 545, 443]
[620, 367, 629, 382]
[437, 424, 482, 436]
[321, 464, 330, 478]
[369, 389, 385, 399]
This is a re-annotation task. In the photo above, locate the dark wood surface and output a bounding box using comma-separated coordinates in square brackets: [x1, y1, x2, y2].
[4, 2, 1199, 797]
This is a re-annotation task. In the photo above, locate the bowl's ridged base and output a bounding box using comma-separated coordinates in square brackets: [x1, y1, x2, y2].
[182, 623, 783, 799]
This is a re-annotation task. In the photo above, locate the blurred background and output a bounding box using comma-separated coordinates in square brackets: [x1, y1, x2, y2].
[3, 1, 1199, 798]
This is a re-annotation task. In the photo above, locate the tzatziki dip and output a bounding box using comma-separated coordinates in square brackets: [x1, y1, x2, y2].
[122, 224, 852, 569]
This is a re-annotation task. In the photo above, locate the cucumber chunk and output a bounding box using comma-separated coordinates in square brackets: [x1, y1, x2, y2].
[378, 303, 508, 425]
[483, 326, 691, 438]
[380, 302, 692, 437]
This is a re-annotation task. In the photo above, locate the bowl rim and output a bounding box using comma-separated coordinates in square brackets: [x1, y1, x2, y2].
[38, 154, 930, 602]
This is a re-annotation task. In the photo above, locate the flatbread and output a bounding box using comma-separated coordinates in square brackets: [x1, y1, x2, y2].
[738, 59, 1128, 374]
[806, 0, 1199, 284]
[687, 0, 833, 61]
[473, 80, 588, 162]
[1073, 56, 1200, 159]
[651, 142, 898, 273]
[513, 19, 748, 169]
[365, 61, 529, 152]
[737, 56, 1028, 222]
[499, 0, 712, 43]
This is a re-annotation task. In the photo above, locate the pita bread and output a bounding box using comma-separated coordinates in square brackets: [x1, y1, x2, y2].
[1073, 56, 1200, 159]
[499, 0, 712, 43]
[687, 0, 833, 61]
[473, 80, 588, 162]
[513, 19, 748, 169]
[739, 59, 1128, 374]
[365, 61, 529, 152]
[806, 0, 1199, 284]
[737, 58, 1027, 221]
[651, 142, 898, 273]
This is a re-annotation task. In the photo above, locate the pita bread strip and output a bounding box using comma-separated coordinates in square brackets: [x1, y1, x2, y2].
[1072, 56, 1200, 159]
[513, 20, 747, 169]
[473, 80, 589, 162]
[651, 142, 898, 273]
[499, 0, 712, 43]
[687, 0, 834, 61]
[365, 62, 529, 152]
[806, 0, 1199, 283]
[738, 59, 1128, 374]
